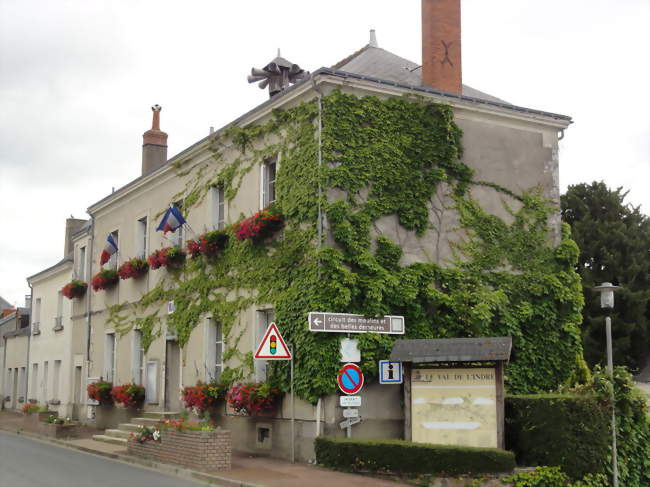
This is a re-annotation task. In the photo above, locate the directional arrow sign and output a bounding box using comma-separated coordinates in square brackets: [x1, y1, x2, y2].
[254, 322, 291, 360]
[309, 312, 405, 334]
[339, 416, 361, 429]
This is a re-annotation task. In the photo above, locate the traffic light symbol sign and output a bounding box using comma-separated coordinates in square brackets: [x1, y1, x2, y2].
[270, 335, 277, 355]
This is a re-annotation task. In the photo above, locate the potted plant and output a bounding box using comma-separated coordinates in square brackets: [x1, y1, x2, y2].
[182, 380, 227, 415]
[226, 382, 281, 416]
[91, 268, 119, 291]
[87, 380, 113, 405]
[111, 383, 145, 408]
[147, 247, 186, 270]
[234, 204, 284, 242]
[62, 280, 88, 299]
[186, 230, 229, 259]
[42, 415, 78, 438]
[118, 257, 149, 280]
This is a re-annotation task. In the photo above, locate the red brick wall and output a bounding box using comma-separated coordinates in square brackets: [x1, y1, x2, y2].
[127, 429, 231, 471]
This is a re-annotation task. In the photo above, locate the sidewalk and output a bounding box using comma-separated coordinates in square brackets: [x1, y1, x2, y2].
[0, 411, 406, 487]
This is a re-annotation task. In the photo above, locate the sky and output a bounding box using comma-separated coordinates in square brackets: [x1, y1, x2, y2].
[1, 0, 648, 307]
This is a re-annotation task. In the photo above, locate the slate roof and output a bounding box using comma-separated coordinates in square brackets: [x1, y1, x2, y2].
[0, 296, 11, 310]
[391, 337, 512, 363]
[333, 44, 511, 105]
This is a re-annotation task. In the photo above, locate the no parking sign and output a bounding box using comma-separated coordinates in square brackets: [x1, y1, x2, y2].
[337, 363, 364, 395]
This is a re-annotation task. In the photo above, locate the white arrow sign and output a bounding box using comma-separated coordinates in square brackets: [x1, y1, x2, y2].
[339, 416, 361, 429]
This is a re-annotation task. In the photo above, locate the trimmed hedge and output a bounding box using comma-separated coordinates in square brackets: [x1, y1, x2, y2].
[505, 394, 610, 479]
[314, 437, 515, 475]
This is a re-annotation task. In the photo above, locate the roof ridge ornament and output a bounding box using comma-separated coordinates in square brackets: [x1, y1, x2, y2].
[248, 50, 310, 98]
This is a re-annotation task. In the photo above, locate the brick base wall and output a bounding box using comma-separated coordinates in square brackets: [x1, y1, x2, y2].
[127, 429, 231, 471]
[41, 423, 78, 439]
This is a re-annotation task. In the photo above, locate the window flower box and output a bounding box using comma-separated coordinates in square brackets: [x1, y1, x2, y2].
[234, 205, 284, 242]
[118, 257, 149, 280]
[87, 380, 113, 405]
[62, 280, 87, 299]
[91, 268, 119, 291]
[111, 383, 145, 408]
[147, 247, 186, 270]
[186, 230, 229, 259]
[41, 416, 78, 439]
[226, 382, 281, 417]
[182, 380, 226, 415]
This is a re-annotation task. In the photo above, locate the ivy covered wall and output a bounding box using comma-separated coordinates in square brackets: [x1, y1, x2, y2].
[109, 89, 585, 402]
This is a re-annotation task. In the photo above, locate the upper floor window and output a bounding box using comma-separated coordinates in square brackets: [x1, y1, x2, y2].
[261, 156, 277, 208]
[108, 230, 119, 269]
[254, 309, 274, 382]
[171, 201, 184, 248]
[78, 246, 86, 281]
[211, 186, 225, 230]
[136, 217, 148, 259]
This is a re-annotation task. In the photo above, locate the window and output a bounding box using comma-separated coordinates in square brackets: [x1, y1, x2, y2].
[33, 298, 41, 335]
[261, 156, 277, 208]
[78, 246, 86, 281]
[136, 217, 148, 258]
[132, 330, 144, 384]
[212, 187, 225, 230]
[171, 201, 184, 248]
[206, 319, 224, 381]
[105, 333, 116, 382]
[52, 360, 61, 401]
[54, 291, 63, 330]
[42, 361, 48, 403]
[108, 231, 119, 269]
[31, 363, 38, 401]
[19, 367, 25, 401]
[255, 310, 274, 382]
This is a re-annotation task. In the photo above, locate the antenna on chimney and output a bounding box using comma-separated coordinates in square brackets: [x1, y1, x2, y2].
[248, 50, 309, 98]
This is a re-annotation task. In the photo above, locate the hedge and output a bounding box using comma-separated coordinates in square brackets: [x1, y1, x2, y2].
[314, 437, 516, 475]
[505, 394, 610, 479]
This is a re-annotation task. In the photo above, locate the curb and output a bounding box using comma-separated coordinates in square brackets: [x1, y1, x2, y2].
[0, 426, 261, 487]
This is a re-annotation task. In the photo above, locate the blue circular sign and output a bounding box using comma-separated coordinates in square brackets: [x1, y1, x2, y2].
[337, 363, 364, 395]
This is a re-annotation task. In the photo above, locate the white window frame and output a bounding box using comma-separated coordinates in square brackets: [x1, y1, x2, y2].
[136, 216, 148, 259]
[260, 155, 278, 209]
[31, 363, 38, 401]
[105, 333, 116, 382]
[254, 309, 274, 382]
[211, 187, 225, 230]
[52, 360, 61, 401]
[78, 246, 86, 281]
[132, 330, 144, 385]
[205, 318, 224, 382]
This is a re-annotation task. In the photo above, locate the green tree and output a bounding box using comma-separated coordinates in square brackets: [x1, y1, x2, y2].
[561, 182, 650, 372]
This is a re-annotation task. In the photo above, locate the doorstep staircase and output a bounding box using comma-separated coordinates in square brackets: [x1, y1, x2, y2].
[92, 411, 180, 446]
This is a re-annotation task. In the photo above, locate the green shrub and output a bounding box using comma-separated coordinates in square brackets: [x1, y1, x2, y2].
[506, 394, 609, 479]
[314, 437, 515, 475]
[503, 466, 608, 487]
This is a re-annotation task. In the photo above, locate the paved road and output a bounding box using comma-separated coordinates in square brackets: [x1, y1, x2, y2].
[0, 431, 205, 487]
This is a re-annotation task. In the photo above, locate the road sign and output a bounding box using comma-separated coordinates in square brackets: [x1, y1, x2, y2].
[254, 322, 292, 360]
[339, 416, 361, 429]
[340, 338, 360, 362]
[379, 360, 403, 384]
[343, 408, 359, 418]
[340, 396, 361, 407]
[337, 363, 364, 395]
[309, 312, 405, 334]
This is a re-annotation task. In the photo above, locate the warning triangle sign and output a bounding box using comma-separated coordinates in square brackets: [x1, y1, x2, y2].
[254, 322, 292, 360]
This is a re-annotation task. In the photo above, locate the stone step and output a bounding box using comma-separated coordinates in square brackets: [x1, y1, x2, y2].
[92, 434, 127, 446]
[117, 423, 142, 432]
[105, 429, 132, 439]
[142, 411, 181, 420]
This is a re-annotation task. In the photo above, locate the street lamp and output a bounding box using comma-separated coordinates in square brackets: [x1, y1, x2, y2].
[593, 281, 621, 487]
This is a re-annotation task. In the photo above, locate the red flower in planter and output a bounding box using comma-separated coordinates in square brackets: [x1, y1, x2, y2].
[226, 382, 281, 416]
[187, 230, 229, 258]
[118, 258, 149, 280]
[87, 380, 113, 404]
[234, 205, 283, 242]
[111, 383, 145, 408]
[147, 247, 186, 270]
[182, 380, 226, 414]
[91, 268, 119, 291]
[62, 280, 87, 299]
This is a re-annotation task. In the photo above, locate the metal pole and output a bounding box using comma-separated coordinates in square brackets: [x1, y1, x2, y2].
[290, 345, 295, 463]
[606, 316, 619, 487]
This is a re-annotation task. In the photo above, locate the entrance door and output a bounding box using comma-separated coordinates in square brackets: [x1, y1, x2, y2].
[164, 341, 181, 412]
[12, 369, 18, 409]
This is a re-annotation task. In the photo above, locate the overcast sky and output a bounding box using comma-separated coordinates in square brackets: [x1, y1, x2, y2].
[1, 0, 648, 307]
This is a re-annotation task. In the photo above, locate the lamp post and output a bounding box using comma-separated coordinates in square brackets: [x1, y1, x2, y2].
[593, 282, 621, 487]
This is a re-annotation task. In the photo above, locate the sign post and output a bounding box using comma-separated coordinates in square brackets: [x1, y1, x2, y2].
[254, 323, 294, 462]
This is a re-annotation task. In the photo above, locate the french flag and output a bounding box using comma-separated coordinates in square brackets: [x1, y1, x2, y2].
[156, 206, 186, 234]
[99, 234, 118, 266]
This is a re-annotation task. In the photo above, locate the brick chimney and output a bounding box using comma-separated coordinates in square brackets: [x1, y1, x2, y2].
[142, 104, 168, 175]
[421, 0, 462, 94]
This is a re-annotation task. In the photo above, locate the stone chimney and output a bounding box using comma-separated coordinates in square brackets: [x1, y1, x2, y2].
[421, 0, 462, 94]
[64, 218, 87, 257]
[142, 104, 168, 175]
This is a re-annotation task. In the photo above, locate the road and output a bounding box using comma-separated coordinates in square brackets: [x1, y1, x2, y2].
[0, 431, 205, 487]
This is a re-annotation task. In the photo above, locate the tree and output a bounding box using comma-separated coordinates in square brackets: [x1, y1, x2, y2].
[561, 182, 650, 372]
